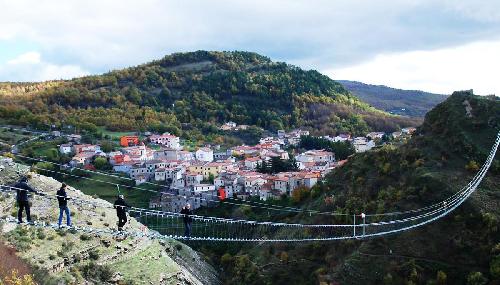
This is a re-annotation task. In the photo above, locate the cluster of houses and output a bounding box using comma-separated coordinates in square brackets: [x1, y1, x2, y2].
[322, 127, 416, 153]
[219, 121, 251, 131]
[58, 126, 417, 212]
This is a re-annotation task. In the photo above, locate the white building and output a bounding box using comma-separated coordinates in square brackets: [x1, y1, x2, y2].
[154, 167, 185, 183]
[244, 157, 262, 170]
[402, 127, 417, 135]
[195, 147, 214, 162]
[185, 172, 204, 187]
[113, 162, 134, 174]
[324, 134, 351, 142]
[353, 137, 376, 153]
[193, 184, 216, 193]
[296, 150, 335, 164]
[149, 133, 181, 149]
[367, 132, 385, 140]
[59, 143, 73, 155]
[274, 177, 289, 194]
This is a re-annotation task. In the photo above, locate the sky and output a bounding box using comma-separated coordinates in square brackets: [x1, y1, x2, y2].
[0, 0, 499, 95]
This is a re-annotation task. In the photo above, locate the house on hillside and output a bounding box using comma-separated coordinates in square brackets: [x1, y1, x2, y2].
[120, 136, 139, 147]
[193, 184, 216, 193]
[402, 127, 417, 135]
[244, 157, 262, 170]
[149, 133, 181, 149]
[59, 143, 73, 155]
[73, 144, 100, 154]
[66, 134, 82, 143]
[274, 176, 289, 194]
[70, 152, 94, 167]
[185, 172, 204, 187]
[296, 150, 335, 164]
[353, 137, 375, 153]
[195, 147, 214, 162]
[113, 161, 135, 174]
[367, 132, 385, 140]
[122, 143, 154, 161]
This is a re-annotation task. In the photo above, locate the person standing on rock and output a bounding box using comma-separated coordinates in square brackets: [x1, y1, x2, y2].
[57, 183, 72, 228]
[180, 203, 193, 238]
[114, 194, 130, 231]
[13, 175, 43, 224]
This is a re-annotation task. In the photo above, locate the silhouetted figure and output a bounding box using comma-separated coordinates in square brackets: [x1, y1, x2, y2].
[180, 203, 193, 238]
[13, 176, 41, 224]
[57, 183, 72, 227]
[114, 195, 130, 231]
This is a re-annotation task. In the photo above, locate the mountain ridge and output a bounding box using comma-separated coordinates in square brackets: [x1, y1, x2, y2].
[0, 51, 419, 142]
[338, 80, 448, 117]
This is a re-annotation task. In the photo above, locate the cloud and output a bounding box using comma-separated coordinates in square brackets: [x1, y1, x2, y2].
[326, 40, 500, 95]
[0, 0, 499, 93]
[0, 51, 89, 82]
[7, 51, 41, 65]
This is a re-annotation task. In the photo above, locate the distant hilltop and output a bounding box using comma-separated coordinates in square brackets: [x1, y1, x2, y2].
[0, 51, 419, 142]
[338, 80, 448, 117]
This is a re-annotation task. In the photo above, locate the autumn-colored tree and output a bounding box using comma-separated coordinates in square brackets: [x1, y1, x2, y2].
[0, 270, 36, 285]
[465, 160, 480, 172]
[291, 186, 310, 204]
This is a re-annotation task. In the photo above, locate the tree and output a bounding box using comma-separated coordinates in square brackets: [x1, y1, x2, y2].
[93, 157, 111, 170]
[46, 148, 60, 161]
[465, 160, 479, 172]
[0, 270, 36, 285]
[491, 255, 500, 279]
[33, 161, 56, 177]
[100, 140, 114, 153]
[291, 186, 310, 204]
[280, 251, 289, 263]
[299, 136, 354, 160]
[436, 270, 447, 285]
[466, 272, 488, 285]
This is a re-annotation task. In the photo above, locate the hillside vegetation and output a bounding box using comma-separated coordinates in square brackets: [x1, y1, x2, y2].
[339, 80, 448, 117]
[197, 91, 499, 284]
[0, 161, 219, 285]
[0, 51, 418, 141]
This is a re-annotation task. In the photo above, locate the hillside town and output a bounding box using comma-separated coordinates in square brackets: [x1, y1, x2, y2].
[56, 126, 416, 212]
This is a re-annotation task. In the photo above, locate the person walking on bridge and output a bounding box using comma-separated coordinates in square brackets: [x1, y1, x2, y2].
[13, 175, 43, 224]
[114, 194, 130, 231]
[180, 203, 193, 238]
[57, 183, 72, 228]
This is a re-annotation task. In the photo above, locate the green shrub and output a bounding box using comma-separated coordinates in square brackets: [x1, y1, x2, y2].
[80, 234, 92, 241]
[37, 229, 46, 240]
[79, 262, 114, 282]
[465, 160, 479, 172]
[88, 250, 100, 260]
[490, 255, 500, 279]
[466, 272, 487, 285]
[436, 270, 447, 285]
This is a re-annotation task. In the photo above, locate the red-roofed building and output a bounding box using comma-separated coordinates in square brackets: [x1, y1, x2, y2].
[120, 136, 139, 147]
[244, 156, 262, 169]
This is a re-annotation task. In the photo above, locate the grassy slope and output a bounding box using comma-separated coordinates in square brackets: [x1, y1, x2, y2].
[323, 91, 500, 284]
[0, 161, 218, 285]
[197, 91, 499, 285]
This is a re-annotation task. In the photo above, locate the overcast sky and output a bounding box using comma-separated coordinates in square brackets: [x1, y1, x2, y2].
[1, 0, 499, 95]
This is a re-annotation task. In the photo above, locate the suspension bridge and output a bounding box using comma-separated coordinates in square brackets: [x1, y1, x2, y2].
[0, 131, 498, 242]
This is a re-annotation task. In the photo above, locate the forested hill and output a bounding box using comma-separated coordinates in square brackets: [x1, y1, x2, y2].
[0, 51, 418, 139]
[205, 91, 499, 284]
[338, 80, 448, 117]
